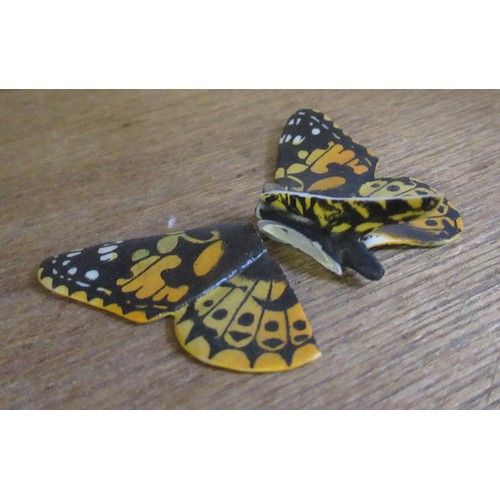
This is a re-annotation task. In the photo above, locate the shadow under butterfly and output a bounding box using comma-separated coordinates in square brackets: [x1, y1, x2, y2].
[38, 109, 463, 373]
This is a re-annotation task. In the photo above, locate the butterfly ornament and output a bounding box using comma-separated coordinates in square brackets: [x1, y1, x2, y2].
[256, 109, 463, 280]
[38, 109, 463, 372]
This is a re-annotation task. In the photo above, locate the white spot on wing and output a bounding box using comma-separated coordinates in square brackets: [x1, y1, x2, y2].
[76, 281, 90, 288]
[62, 260, 70, 266]
[311, 128, 320, 135]
[67, 252, 81, 257]
[85, 270, 99, 280]
[292, 135, 304, 145]
[98, 245, 117, 254]
[100, 252, 117, 262]
[68, 267, 77, 275]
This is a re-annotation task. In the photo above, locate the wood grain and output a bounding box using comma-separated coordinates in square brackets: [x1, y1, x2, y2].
[0, 90, 498, 409]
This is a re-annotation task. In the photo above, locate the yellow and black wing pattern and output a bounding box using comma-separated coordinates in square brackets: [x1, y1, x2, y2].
[174, 251, 320, 372]
[38, 222, 320, 372]
[257, 109, 463, 280]
[273, 109, 378, 196]
[358, 178, 463, 248]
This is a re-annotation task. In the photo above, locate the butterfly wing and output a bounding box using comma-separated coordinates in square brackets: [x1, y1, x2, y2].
[173, 252, 320, 372]
[260, 110, 462, 279]
[258, 193, 442, 280]
[38, 223, 267, 323]
[38, 221, 319, 372]
[273, 109, 378, 196]
[260, 186, 442, 233]
[359, 178, 463, 247]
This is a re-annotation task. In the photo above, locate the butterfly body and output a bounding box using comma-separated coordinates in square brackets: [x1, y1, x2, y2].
[257, 197, 389, 280]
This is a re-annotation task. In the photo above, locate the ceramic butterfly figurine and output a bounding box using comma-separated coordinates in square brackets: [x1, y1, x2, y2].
[37, 109, 463, 372]
[256, 109, 463, 280]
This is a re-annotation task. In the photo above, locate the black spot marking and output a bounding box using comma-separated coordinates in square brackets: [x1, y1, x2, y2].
[293, 319, 307, 331]
[265, 320, 279, 332]
[263, 338, 284, 348]
[238, 312, 254, 326]
[294, 334, 309, 343]
[212, 309, 228, 320]
[229, 331, 252, 342]
[203, 299, 214, 307]
[387, 184, 400, 192]
[425, 219, 438, 226]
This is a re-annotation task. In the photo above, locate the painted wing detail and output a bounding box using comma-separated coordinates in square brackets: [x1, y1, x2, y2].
[274, 109, 378, 196]
[38, 223, 266, 323]
[173, 252, 320, 372]
[38, 222, 320, 372]
[359, 178, 463, 247]
[261, 186, 442, 233]
[258, 109, 463, 279]
[258, 186, 441, 280]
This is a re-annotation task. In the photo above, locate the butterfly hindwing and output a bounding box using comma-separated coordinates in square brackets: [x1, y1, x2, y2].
[38, 223, 267, 323]
[355, 177, 463, 247]
[275, 109, 378, 196]
[364, 200, 463, 248]
[173, 252, 320, 372]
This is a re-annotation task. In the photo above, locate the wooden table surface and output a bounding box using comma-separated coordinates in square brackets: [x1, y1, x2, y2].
[1, 90, 498, 409]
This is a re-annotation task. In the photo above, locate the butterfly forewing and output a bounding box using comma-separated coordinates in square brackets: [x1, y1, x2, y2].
[275, 109, 378, 196]
[38, 223, 266, 323]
